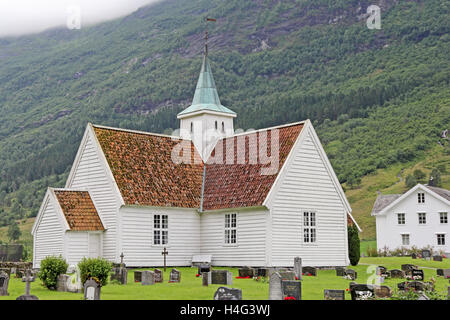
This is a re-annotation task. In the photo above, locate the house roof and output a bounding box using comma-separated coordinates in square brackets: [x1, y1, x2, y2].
[371, 194, 402, 215]
[425, 185, 450, 201]
[178, 55, 236, 118]
[202, 123, 304, 210]
[93, 125, 204, 208]
[53, 190, 104, 231]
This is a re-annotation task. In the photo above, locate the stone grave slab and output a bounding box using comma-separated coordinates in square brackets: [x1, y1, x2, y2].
[83, 279, 101, 300]
[169, 268, 181, 283]
[324, 289, 345, 300]
[214, 287, 242, 300]
[282, 280, 301, 300]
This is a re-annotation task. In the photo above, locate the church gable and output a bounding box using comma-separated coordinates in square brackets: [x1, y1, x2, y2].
[92, 125, 204, 208]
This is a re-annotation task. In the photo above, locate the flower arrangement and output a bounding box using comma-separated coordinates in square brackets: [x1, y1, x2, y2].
[284, 296, 296, 300]
[195, 273, 200, 277]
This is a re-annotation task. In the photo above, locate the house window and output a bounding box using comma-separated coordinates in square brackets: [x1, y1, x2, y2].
[153, 214, 168, 245]
[401, 234, 410, 246]
[190, 122, 193, 133]
[222, 122, 225, 133]
[418, 212, 426, 224]
[437, 234, 446, 246]
[440, 212, 448, 224]
[225, 213, 237, 244]
[303, 211, 317, 243]
[397, 213, 405, 225]
[215, 121, 218, 130]
[418, 193, 425, 203]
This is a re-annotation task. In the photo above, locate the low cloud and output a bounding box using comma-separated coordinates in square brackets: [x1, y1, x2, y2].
[0, 0, 162, 37]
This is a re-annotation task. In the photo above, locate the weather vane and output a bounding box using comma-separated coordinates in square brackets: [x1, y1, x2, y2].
[204, 17, 216, 56]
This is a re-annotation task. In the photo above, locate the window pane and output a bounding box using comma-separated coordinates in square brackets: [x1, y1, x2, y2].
[231, 229, 236, 244]
[225, 215, 230, 228]
[304, 228, 309, 243]
[304, 212, 309, 227]
[310, 213, 316, 227]
[231, 214, 236, 228]
[162, 215, 168, 229]
[440, 213, 448, 224]
[311, 228, 316, 243]
[154, 215, 160, 229]
[154, 230, 160, 245]
[162, 231, 168, 244]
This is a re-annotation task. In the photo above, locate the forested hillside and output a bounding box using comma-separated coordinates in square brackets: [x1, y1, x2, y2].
[0, 0, 448, 240]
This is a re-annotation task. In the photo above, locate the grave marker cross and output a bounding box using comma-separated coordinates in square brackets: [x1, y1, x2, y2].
[161, 247, 169, 271]
[22, 269, 35, 296]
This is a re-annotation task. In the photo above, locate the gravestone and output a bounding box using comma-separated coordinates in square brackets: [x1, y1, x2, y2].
[154, 268, 163, 283]
[282, 280, 301, 300]
[202, 272, 211, 286]
[211, 270, 232, 285]
[408, 269, 424, 281]
[83, 279, 101, 300]
[0, 268, 10, 276]
[374, 285, 391, 298]
[324, 289, 345, 300]
[213, 287, 242, 300]
[256, 268, 268, 277]
[268, 272, 283, 300]
[411, 253, 417, 259]
[349, 284, 375, 300]
[401, 264, 417, 272]
[443, 269, 450, 279]
[66, 271, 82, 293]
[376, 266, 387, 276]
[437, 269, 444, 277]
[238, 266, 255, 278]
[389, 269, 405, 279]
[421, 249, 431, 260]
[398, 281, 430, 292]
[141, 270, 155, 285]
[294, 257, 302, 280]
[134, 271, 142, 283]
[110, 255, 127, 285]
[433, 255, 443, 262]
[336, 267, 346, 277]
[56, 274, 70, 292]
[0, 271, 9, 296]
[198, 264, 210, 275]
[279, 270, 296, 281]
[169, 269, 181, 283]
[417, 293, 430, 300]
[302, 266, 317, 276]
[345, 269, 357, 280]
[16, 269, 38, 300]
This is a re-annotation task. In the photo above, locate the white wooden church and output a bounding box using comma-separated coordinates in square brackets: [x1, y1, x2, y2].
[32, 46, 360, 269]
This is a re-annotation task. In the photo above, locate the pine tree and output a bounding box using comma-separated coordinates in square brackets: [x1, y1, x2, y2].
[348, 224, 360, 266]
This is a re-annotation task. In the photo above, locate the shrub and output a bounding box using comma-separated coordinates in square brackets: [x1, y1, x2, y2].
[405, 174, 417, 188]
[348, 224, 360, 266]
[77, 257, 112, 286]
[39, 255, 69, 289]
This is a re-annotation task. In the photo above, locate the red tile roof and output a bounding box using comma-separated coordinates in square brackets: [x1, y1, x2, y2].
[93, 126, 204, 208]
[202, 123, 304, 210]
[53, 190, 104, 231]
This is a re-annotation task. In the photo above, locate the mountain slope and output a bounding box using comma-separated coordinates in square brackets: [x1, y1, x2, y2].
[0, 0, 448, 239]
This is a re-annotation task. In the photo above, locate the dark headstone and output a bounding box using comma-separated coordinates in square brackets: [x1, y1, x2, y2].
[256, 268, 268, 277]
[302, 266, 317, 276]
[214, 287, 242, 300]
[169, 268, 181, 283]
[141, 270, 155, 285]
[238, 267, 255, 278]
[433, 255, 443, 262]
[211, 270, 232, 285]
[324, 289, 345, 300]
[0, 271, 9, 296]
[83, 279, 101, 300]
[410, 269, 424, 281]
[282, 280, 301, 300]
[389, 269, 405, 279]
[374, 285, 391, 298]
[269, 272, 282, 300]
[411, 253, 417, 259]
[294, 257, 302, 280]
[350, 284, 375, 300]
[202, 272, 211, 286]
[154, 269, 163, 283]
[110, 265, 127, 285]
[345, 269, 357, 280]
[134, 271, 142, 283]
[336, 267, 346, 277]
[198, 264, 210, 275]
[376, 266, 387, 276]
[401, 264, 417, 272]
[437, 269, 444, 276]
[421, 250, 431, 259]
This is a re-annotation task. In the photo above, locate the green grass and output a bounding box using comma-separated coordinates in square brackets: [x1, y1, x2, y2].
[1, 258, 448, 300]
[360, 240, 377, 256]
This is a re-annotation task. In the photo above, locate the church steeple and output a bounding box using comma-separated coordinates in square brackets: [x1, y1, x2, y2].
[177, 18, 236, 161]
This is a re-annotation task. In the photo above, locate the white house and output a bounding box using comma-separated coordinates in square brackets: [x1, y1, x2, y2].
[32, 48, 360, 269]
[372, 184, 450, 255]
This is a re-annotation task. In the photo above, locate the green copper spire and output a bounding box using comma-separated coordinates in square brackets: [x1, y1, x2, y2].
[178, 53, 236, 117]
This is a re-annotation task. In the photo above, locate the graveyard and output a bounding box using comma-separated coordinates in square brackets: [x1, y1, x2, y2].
[0, 257, 449, 300]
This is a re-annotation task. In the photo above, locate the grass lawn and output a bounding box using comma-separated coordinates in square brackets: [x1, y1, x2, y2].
[1, 257, 449, 300]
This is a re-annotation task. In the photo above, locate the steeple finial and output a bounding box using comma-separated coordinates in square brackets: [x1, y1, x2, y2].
[204, 18, 216, 57]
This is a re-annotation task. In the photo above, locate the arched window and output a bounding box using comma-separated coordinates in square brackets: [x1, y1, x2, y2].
[222, 121, 225, 133]
[190, 122, 193, 133]
[215, 121, 218, 130]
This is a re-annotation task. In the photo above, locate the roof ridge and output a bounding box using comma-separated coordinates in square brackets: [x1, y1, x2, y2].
[91, 123, 191, 141]
[229, 120, 307, 138]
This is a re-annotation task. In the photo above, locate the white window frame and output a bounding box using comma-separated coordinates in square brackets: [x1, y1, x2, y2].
[401, 234, 410, 246]
[418, 192, 425, 203]
[418, 212, 426, 225]
[224, 213, 237, 245]
[436, 233, 446, 246]
[397, 213, 406, 225]
[439, 212, 448, 224]
[153, 214, 168, 246]
[303, 211, 317, 244]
